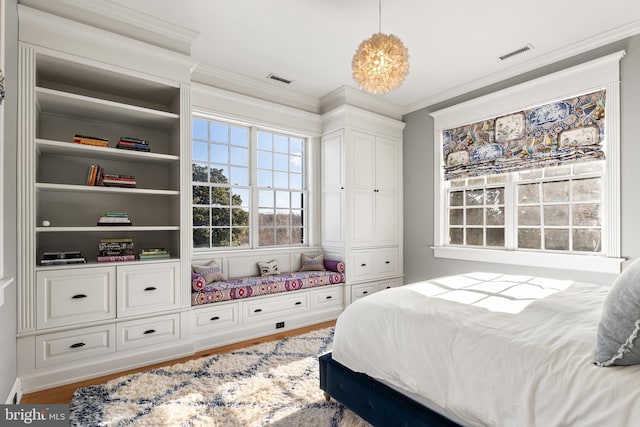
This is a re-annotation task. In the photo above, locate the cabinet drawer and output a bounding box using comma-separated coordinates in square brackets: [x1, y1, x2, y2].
[116, 313, 180, 351]
[37, 267, 116, 329]
[192, 302, 239, 335]
[36, 324, 115, 368]
[351, 252, 374, 280]
[351, 282, 378, 302]
[117, 262, 181, 317]
[242, 292, 310, 323]
[312, 286, 344, 310]
[374, 248, 398, 276]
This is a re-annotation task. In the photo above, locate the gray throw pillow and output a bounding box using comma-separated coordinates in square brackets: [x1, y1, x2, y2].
[595, 258, 640, 366]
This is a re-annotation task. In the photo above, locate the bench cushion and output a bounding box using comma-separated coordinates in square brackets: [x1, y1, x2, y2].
[191, 270, 346, 306]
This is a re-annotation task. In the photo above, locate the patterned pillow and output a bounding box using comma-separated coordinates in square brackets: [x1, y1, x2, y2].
[324, 259, 345, 273]
[192, 260, 224, 284]
[299, 254, 326, 272]
[595, 258, 640, 366]
[258, 260, 279, 277]
[191, 274, 207, 292]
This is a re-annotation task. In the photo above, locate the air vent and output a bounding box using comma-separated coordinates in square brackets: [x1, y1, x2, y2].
[267, 73, 292, 84]
[499, 44, 534, 61]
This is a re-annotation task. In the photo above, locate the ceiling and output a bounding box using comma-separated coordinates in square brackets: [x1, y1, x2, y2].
[19, 0, 640, 114]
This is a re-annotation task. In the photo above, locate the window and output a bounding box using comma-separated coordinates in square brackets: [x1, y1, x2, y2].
[192, 116, 306, 250]
[432, 52, 624, 273]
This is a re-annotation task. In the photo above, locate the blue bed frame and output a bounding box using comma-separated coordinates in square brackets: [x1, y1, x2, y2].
[319, 352, 462, 426]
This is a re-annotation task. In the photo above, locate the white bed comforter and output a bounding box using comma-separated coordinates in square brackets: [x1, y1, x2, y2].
[332, 272, 640, 427]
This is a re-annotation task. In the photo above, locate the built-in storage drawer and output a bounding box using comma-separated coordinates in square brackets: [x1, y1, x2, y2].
[312, 286, 344, 310]
[116, 313, 180, 351]
[36, 267, 116, 329]
[374, 248, 398, 276]
[351, 282, 379, 302]
[117, 261, 181, 317]
[192, 301, 240, 335]
[377, 277, 403, 291]
[35, 324, 115, 368]
[350, 251, 374, 281]
[242, 292, 310, 323]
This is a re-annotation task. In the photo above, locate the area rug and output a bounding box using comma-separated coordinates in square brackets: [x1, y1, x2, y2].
[69, 327, 370, 426]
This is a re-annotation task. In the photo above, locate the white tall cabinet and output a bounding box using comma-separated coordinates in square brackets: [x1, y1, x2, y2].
[321, 106, 405, 304]
[16, 6, 195, 391]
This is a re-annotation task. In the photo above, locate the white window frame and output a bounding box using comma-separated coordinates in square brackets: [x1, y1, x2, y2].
[431, 51, 625, 274]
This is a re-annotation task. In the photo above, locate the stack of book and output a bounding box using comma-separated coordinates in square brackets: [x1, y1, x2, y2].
[116, 137, 150, 152]
[102, 173, 136, 188]
[97, 238, 135, 262]
[74, 134, 109, 147]
[40, 251, 86, 266]
[87, 164, 104, 186]
[139, 248, 171, 260]
[97, 212, 131, 226]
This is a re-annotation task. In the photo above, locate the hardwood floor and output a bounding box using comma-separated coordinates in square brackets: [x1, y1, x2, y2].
[21, 320, 336, 405]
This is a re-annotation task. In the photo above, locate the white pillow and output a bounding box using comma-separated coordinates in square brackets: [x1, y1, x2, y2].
[258, 260, 279, 277]
[192, 260, 224, 283]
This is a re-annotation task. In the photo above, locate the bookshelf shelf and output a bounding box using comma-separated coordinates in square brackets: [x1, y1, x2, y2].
[36, 226, 180, 233]
[36, 87, 179, 130]
[36, 139, 179, 164]
[35, 183, 180, 196]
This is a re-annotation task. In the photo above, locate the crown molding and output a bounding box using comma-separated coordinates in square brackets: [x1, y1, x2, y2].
[320, 86, 404, 120]
[18, 0, 200, 55]
[192, 62, 322, 115]
[321, 104, 405, 139]
[404, 18, 640, 115]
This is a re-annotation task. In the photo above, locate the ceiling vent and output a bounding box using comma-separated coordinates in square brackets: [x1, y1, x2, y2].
[499, 44, 534, 61]
[267, 73, 293, 84]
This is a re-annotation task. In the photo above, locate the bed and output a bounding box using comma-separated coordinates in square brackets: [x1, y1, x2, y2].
[319, 271, 640, 426]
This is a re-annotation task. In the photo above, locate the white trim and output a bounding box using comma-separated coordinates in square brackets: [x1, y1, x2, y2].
[431, 52, 624, 270]
[432, 246, 624, 274]
[0, 276, 13, 307]
[4, 377, 21, 404]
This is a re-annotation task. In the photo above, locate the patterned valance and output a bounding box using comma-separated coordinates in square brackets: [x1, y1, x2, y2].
[442, 90, 606, 180]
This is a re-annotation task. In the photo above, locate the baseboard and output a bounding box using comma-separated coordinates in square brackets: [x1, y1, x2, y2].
[5, 377, 22, 404]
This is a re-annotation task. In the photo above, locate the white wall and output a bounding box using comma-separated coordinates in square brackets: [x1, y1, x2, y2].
[402, 35, 640, 286]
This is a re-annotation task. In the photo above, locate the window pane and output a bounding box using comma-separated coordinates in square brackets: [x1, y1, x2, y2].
[257, 170, 272, 187]
[573, 178, 600, 202]
[466, 189, 484, 205]
[193, 186, 210, 205]
[291, 210, 303, 226]
[290, 138, 303, 155]
[276, 209, 289, 226]
[274, 171, 288, 188]
[486, 207, 504, 226]
[210, 144, 228, 163]
[211, 228, 230, 247]
[519, 169, 542, 180]
[449, 191, 463, 207]
[211, 188, 230, 205]
[487, 174, 507, 184]
[449, 209, 463, 226]
[544, 205, 569, 226]
[518, 183, 539, 203]
[449, 228, 463, 244]
[259, 209, 274, 226]
[518, 228, 541, 249]
[545, 165, 571, 177]
[210, 123, 228, 143]
[192, 163, 208, 182]
[259, 227, 275, 246]
[274, 153, 289, 171]
[230, 147, 247, 166]
[545, 229, 569, 251]
[451, 179, 466, 188]
[192, 207, 210, 226]
[518, 206, 540, 226]
[486, 228, 505, 247]
[467, 228, 483, 246]
[574, 161, 602, 175]
[231, 189, 249, 207]
[231, 207, 249, 226]
[257, 151, 272, 169]
[291, 192, 303, 209]
[232, 228, 250, 246]
[259, 190, 274, 208]
[193, 228, 210, 248]
[210, 166, 228, 184]
[230, 127, 248, 147]
[290, 155, 303, 173]
[573, 203, 601, 226]
[466, 208, 483, 225]
[543, 180, 569, 202]
[276, 191, 290, 208]
[211, 207, 229, 226]
[573, 229, 601, 252]
[193, 119, 208, 140]
[276, 227, 291, 245]
[229, 166, 248, 185]
[291, 227, 303, 245]
[485, 188, 504, 205]
[468, 177, 485, 186]
[290, 173, 303, 190]
[257, 132, 272, 150]
[193, 141, 208, 161]
[274, 135, 288, 153]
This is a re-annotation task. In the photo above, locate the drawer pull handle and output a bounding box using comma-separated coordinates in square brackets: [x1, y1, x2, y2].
[385, 261, 390, 264]
[294, 301, 302, 306]
[362, 291, 369, 295]
[386, 286, 391, 289]
[254, 309, 263, 313]
[210, 316, 220, 321]
[360, 263, 366, 267]
[144, 286, 157, 291]
[70, 342, 85, 349]
[326, 295, 333, 300]
[143, 329, 156, 335]
[71, 294, 87, 299]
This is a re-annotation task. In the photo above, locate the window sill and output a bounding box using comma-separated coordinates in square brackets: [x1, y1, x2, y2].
[432, 246, 624, 274]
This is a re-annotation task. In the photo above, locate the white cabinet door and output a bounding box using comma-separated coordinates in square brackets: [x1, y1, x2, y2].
[322, 132, 345, 247]
[117, 261, 181, 317]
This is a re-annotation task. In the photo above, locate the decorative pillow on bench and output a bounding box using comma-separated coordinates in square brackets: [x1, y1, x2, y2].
[191, 260, 224, 291]
[258, 260, 279, 277]
[299, 254, 325, 271]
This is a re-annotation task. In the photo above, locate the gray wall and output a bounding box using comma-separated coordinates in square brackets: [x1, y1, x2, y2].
[403, 35, 640, 286]
[1, 0, 18, 402]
